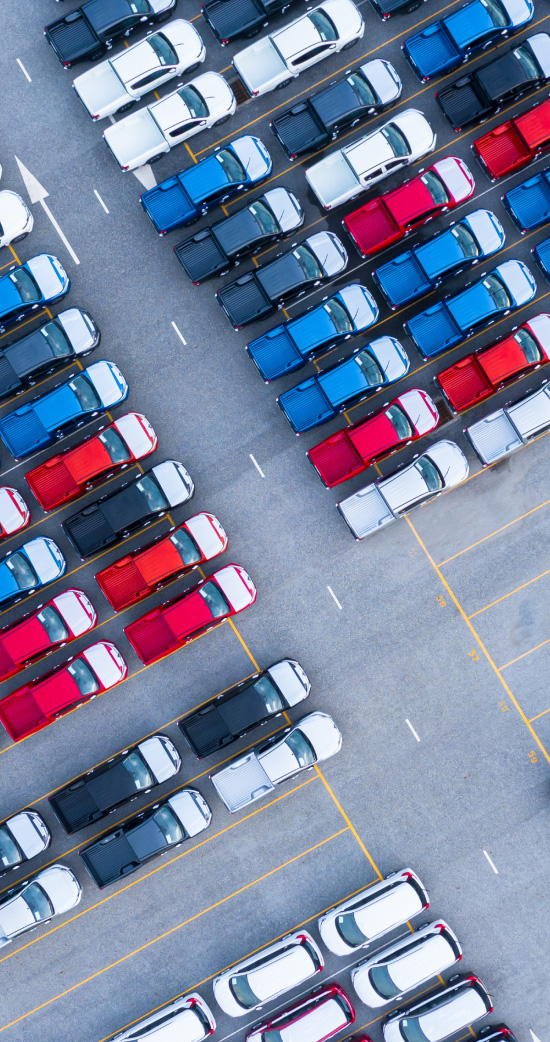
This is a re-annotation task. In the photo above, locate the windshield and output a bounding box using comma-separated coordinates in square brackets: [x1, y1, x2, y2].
[513, 42, 541, 79]
[483, 273, 512, 309]
[216, 149, 246, 184]
[253, 675, 284, 714]
[153, 805, 184, 844]
[386, 404, 414, 440]
[348, 70, 376, 107]
[336, 911, 367, 947]
[198, 581, 230, 617]
[6, 552, 38, 591]
[355, 349, 384, 386]
[229, 974, 260, 1009]
[23, 882, 54, 922]
[149, 32, 178, 66]
[177, 85, 208, 119]
[9, 268, 41, 305]
[37, 605, 69, 643]
[170, 528, 201, 566]
[285, 729, 316, 768]
[0, 827, 22, 869]
[41, 321, 71, 358]
[515, 327, 544, 363]
[68, 658, 100, 696]
[99, 428, 130, 464]
[400, 1018, 432, 1042]
[263, 1033, 283, 1042]
[249, 200, 278, 236]
[324, 298, 353, 334]
[415, 456, 443, 492]
[369, 964, 403, 999]
[381, 123, 410, 158]
[135, 475, 169, 513]
[451, 222, 480, 259]
[421, 170, 450, 206]
[123, 751, 154, 790]
[293, 244, 322, 280]
[308, 8, 337, 40]
[481, 0, 508, 28]
[68, 373, 101, 412]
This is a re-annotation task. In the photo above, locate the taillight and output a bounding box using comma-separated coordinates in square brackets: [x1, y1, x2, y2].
[122, 165, 129, 171]
[160, 230, 167, 236]
[63, 61, 71, 68]
[222, 38, 229, 44]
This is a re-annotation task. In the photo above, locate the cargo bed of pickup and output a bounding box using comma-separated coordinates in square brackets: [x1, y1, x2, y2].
[180, 705, 233, 758]
[504, 173, 550, 230]
[202, 0, 266, 42]
[373, 250, 430, 308]
[404, 23, 458, 80]
[278, 379, 333, 432]
[63, 507, 115, 559]
[46, 12, 102, 66]
[80, 832, 139, 888]
[308, 430, 364, 487]
[338, 483, 394, 539]
[49, 785, 102, 834]
[270, 103, 327, 158]
[246, 327, 302, 380]
[405, 302, 461, 358]
[25, 459, 79, 510]
[95, 557, 150, 610]
[0, 691, 45, 741]
[217, 273, 272, 328]
[465, 408, 522, 463]
[210, 751, 273, 812]
[436, 356, 491, 411]
[344, 198, 399, 257]
[141, 178, 197, 234]
[174, 230, 228, 284]
[437, 78, 487, 130]
[125, 613, 178, 664]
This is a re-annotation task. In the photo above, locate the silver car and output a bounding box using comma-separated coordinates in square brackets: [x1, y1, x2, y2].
[213, 930, 323, 1016]
[318, 869, 429, 956]
[351, 921, 462, 1008]
[383, 975, 493, 1042]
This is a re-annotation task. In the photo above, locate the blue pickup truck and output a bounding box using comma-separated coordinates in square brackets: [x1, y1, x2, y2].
[503, 166, 550, 231]
[373, 209, 505, 310]
[245, 284, 378, 381]
[404, 259, 537, 359]
[277, 335, 409, 433]
[402, 0, 534, 81]
[141, 136, 272, 236]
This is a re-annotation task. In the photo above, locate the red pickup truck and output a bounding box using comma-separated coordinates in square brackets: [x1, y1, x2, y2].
[436, 313, 550, 412]
[96, 512, 228, 610]
[343, 157, 475, 258]
[307, 389, 439, 488]
[473, 98, 550, 180]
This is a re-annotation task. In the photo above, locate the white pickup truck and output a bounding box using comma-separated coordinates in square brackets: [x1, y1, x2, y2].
[232, 0, 364, 98]
[103, 72, 236, 171]
[465, 383, 550, 465]
[210, 712, 342, 812]
[305, 109, 436, 210]
[337, 440, 468, 540]
[72, 20, 206, 121]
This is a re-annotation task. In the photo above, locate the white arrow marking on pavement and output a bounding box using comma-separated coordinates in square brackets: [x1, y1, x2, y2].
[132, 164, 157, 190]
[14, 156, 80, 265]
[530, 1032, 543, 1042]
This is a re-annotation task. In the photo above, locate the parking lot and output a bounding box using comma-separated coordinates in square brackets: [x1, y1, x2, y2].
[0, 0, 549, 1039]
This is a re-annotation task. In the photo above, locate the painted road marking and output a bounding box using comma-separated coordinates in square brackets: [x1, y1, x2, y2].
[16, 59, 31, 82]
[171, 321, 187, 346]
[327, 585, 343, 610]
[14, 157, 80, 265]
[406, 719, 421, 743]
[483, 850, 499, 875]
[93, 190, 109, 214]
[133, 164, 157, 190]
[249, 453, 265, 478]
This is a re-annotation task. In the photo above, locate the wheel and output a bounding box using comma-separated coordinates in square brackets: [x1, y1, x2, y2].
[11, 232, 28, 244]
[275, 78, 292, 90]
[342, 38, 358, 50]
[149, 154, 164, 164]
[246, 26, 262, 37]
[214, 113, 231, 126]
[89, 51, 104, 62]
[185, 61, 201, 74]
[117, 99, 136, 114]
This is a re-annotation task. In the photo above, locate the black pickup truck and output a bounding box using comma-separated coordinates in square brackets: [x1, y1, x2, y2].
[62, 460, 193, 559]
[80, 787, 211, 888]
[49, 735, 181, 833]
[45, 0, 178, 69]
[201, 0, 299, 46]
[174, 188, 304, 285]
[436, 33, 550, 132]
[370, 0, 428, 19]
[179, 658, 310, 758]
[270, 58, 402, 160]
[216, 231, 348, 330]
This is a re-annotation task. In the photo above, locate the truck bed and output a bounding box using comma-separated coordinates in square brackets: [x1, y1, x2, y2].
[96, 557, 150, 610]
[125, 613, 178, 664]
[0, 409, 49, 459]
[49, 784, 102, 833]
[74, 61, 128, 117]
[246, 326, 302, 381]
[373, 250, 430, 308]
[232, 36, 287, 95]
[174, 230, 228, 284]
[210, 751, 273, 812]
[533, 235, 550, 278]
[80, 832, 139, 888]
[404, 23, 458, 79]
[437, 78, 487, 130]
[405, 302, 461, 358]
[104, 109, 166, 169]
[46, 12, 100, 64]
[308, 429, 364, 487]
[141, 178, 196, 234]
[63, 506, 115, 559]
[202, 0, 265, 42]
[465, 409, 522, 464]
[179, 705, 232, 758]
[217, 273, 272, 328]
[337, 483, 394, 539]
[278, 378, 334, 433]
[344, 198, 399, 257]
[0, 691, 45, 741]
[504, 175, 550, 231]
[270, 103, 327, 159]
[436, 355, 492, 412]
[306, 151, 359, 209]
[25, 458, 80, 510]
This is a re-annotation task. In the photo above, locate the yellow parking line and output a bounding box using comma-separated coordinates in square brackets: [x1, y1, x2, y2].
[469, 565, 550, 618]
[438, 497, 550, 567]
[530, 705, 550, 722]
[185, 142, 197, 164]
[8, 245, 21, 265]
[499, 637, 550, 670]
[228, 616, 260, 670]
[315, 765, 383, 878]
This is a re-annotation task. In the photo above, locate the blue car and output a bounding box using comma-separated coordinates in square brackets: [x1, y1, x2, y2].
[403, 0, 534, 82]
[373, 209, 506, 309]
[503, 166, 550, 231]
[0, 360, 128, 460]
[141, 135, 273, 236]
[405, 259, 537, 359]
[0, 536, 66, 608]
[246, 284, 379, 382]
[277, 335, 410, 433]
[0, 255, 70, 334]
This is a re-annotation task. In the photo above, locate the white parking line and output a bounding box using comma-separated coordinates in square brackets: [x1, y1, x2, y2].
[16, 59, 32, 83]
[405, 719, 421, 742]
[327, 585, 343, 610]
[171, 322, 187, 346]
[108, 115, 116, 124]
[483, 849, 499, 874]
[249, 453, 265, 478]
[93, 190, 109, 214]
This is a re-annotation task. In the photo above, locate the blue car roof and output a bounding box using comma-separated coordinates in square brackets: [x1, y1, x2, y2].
[445, 0, 505, 49]
[415, 229, 466, 280]
[33, 383, 81, 433]
[317, 355, 371, 408]
[0, 558, 21, 604]
[182, 155, 238, 206]
[447, 280, 496, 331]
[0, 276, 25, 320]
[288, 306, 338, 354]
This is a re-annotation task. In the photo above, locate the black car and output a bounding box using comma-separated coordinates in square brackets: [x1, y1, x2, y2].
[62, 460, 194, 559]
[370, 0, 429, 18]
[270, 58, 402, 160]
[202, 0, 300, 46]
[437, 32, 550, 131]
[179, 658, 310, 758]
[79, 787, 211, 888]
[174, 188, 304, 285]
[0, 309, 100, 401]
[45, 0, 178, 69]
[476, 1028, 518, 1042]
[216, 231, 348, 330]
[49, 734, 181, 834]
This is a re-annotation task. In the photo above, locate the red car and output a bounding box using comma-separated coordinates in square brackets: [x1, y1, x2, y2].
[95, 512, 228, 611]
[245, 984, 360, 1042]
[0, 486, 30, 539]
[0, 641, 127, 742]
[308, 389, 439, 488]
[436, 313, 550, 413]
[473, 97, 550, 180]
[25, 412, 158, 510]
[124, 564, 257, 666]
[343, 156, 475, 258]
[0, 588, 97, 683]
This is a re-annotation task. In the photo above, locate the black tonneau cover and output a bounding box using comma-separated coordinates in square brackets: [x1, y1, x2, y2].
[271, 103, 327, 158]
[437, 77, 488, 128]
[63, 504, 117, 558]
[217, 273, 272, 327]
[174, 230, 228, 282]
[5, 330, 55, 380]
[0, 352, 22, 399]
[202, 0, 265, 42]
[81, 816, 170, 887]
[180, 687, 269, 757]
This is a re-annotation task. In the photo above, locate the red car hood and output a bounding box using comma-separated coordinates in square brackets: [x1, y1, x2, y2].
[66, 439, 120, 485]
[33, 670, 81, 715]
[478, 336, 529, 384]
[163, 589, 216, 641]
[136, 538, 185, 587]
[0, 617, 51, 666]
[348, 412, 399, 463]
[384, 178, 436, 227]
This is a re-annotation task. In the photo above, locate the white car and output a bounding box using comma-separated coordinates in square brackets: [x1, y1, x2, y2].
[73, 19, 206, 120]
[0, 864, 81, 948]
[103, 72, 236, 171]
[306, 109, 436, 209]
[351, 921, 462, 1008]
[0, 811, 51, 875]
[232, 0, 365, 98]
[0, 191, 33, 249]
[318, 868, 429, 955]
[213, 930, 324, 1016]
[0, 487, 29, 538]
[111, 993, 216, 1042]
[382, 975, 493, 1042]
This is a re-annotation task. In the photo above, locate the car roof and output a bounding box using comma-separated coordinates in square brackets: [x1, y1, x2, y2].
[353, 880, 424, 938]
[246, 946, 315, 1001]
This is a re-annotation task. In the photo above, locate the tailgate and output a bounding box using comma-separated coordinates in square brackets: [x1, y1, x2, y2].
[141, 180, 195, 233]
[179, 705, 232, 758]
[0, 353, 22, 398]
[278, 378, 333, 433]
[95, 558, 150, 610]
[63, 506, 115, 559]
[49, 785, 101, 833]
[80, 832, 138, 888]
[405, 302, 461, 358]
[533, 235, 550, 276]
[202, 0, 262, 40]
[437, 80, 486, 129]
[0, 409, 49, 459]
[337, 483, 394, 539]
[344, 199, 399, 257]
[46, 13, 99, 63]
[0, 691, 45, 741]
[232, 38, 286, 94]
[210, 752, 274, 812]
[373, 251, 430, 308]
[473, 124, 528, 178]
[308, 429, 364, 487]
[217, 274, 272, 328]
[271, 104, 326, 158]
[306, 152, 359, 209]
[436, 356, 492, 411]
[25, 458, 80, 510]
[174, 230, 228, 283]
[504, 178, 550, 231]
[404, 24, 458, 78]
[246, 327, 302, 380]
[125, 613, 178, 664]
[465, 409, 522, 464]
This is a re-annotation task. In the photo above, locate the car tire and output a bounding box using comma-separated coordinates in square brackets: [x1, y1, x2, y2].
[185, 61, 201, 74]
[11, 233, 29, 243]
[342, 38, 358, 50]
[214, 114, 231, 126]
[276, 79, 292, 90]
[117, 100, 136, 114]
[149, 154, 164, 164]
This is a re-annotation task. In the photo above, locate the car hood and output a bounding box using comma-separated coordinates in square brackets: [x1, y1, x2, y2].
[391, 109, 435, 158]
[24, 537, 66, 584]
[53, 589, 97, 636]
[57, 308, 99, 355]
[425, 440, 469, 488]
[37, 865, 81, 915]
[86, 360, 128, 407]
[82, 641, 126, 688]
[168, 789, 211, 836]
[526, 311, 550, 351]
[114, 412, 157, 460]
[398, 389, 439, 435]
[338, 284, 379, 330]
[26, 255, 69, 300]
[263, 188, 304, 233]
[213, 564, 256, 612]
[296, 711, 342, 760]
[307, 231, 348, 277]
[464, 209, 505, 256]
[527, 32, 550, 78]
[496, 259, 537, 304]
[432, 156, 474, 203]
[371, 335, 410, 382]
[164, 18, 206, 60]
[268, 659, 311, 705]
[362, 58, 402, 105]
[0, 487, 28, 534]
[0, 192, 31, 237]
[184, 512, 228, 558]
[152, 460, 194, 506]
[6, 812, 48, 860]
[230, 135, 272, 183]
[139, 735, 180, 783]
